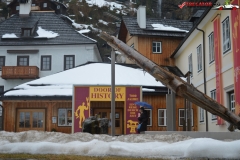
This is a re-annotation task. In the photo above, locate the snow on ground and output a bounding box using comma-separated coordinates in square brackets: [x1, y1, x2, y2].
[99, 19, 108, 25]
[85, 0, 125, 10]
[0, 131, 239, 159]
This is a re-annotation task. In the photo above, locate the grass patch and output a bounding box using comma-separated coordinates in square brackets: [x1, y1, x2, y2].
[0, 154, 169, 160]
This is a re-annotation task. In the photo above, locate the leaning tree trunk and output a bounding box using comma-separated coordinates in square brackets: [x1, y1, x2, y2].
[99, 32, 240, 131]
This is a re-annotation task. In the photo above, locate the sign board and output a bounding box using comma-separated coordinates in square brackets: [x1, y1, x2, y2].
[72, 85, 141, 134]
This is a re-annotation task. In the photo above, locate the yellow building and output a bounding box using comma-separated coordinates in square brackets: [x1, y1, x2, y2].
[171, 0, 240, 132]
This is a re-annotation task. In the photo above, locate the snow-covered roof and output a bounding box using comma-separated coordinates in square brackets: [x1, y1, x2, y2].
[152, 24, 188, 32]
[4, 63, 166, 97]
[35, 27, 59, 39]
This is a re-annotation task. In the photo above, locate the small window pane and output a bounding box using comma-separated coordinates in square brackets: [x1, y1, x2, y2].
[64, 55, 75, 70]
[152, 42, 162, 53]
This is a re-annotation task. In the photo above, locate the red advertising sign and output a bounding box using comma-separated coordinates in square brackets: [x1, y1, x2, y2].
[231, 0, 240, 116]
[213, 17, 224, 125]
[125, 87, 141, 134]
[73, 87, 90, 132]
[73, 86, 141, 134]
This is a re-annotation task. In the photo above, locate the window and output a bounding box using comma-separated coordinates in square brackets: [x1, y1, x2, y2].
[0, 56, 5, 71]
[210, 89, 217, 120]
[58, 109, 72, 126]
[41, 55, 51, 71]
[145, 109, 152, 126]
[43, 3, 47, 8]
[188, 53, 193, 77]
[0, 86, 4, 94]
[31, 4, 36, 6]
[229, 92, 235, 113]
[208, 32, 214, 63]
[199, 107, 204, 122]
[16, 6, 19, 10]
[17, 56, 29, 66]
[179, 109, 193, 126]
[222, 17, 231, 53]
[22, 29, 31, 37]
[158, 109, 166, 126]
[64, 55, 75, 70]
[197, 44, 202, 72]
[18, 109, 45, 129]
[152, 41, 162, 53]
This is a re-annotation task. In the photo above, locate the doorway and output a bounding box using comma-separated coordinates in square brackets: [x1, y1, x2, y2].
[91, 101, 124, 135]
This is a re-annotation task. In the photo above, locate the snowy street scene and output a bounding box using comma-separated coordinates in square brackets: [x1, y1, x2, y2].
[0, 0, 240, 159]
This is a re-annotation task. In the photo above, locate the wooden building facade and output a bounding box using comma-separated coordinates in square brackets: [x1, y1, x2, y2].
[117, 6, 193, 66]
[2, 87, 198, 134]
[8, 0, 67, 16]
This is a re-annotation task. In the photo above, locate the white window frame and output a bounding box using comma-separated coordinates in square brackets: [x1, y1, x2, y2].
[152, 41, 162, 53]
[230, 92, 235, 113]
[43, 3, 47, 8]
[210, 89, 217, 120]
[208, 32, 214, 64]
[188, 53, 193, 77]
[158, 109, 166, 126]
[179, 109, 193, 127]
[199, 107, 204, 122]
[58, 108, 72, 126]
[222, 17, 231, 54]
[145, 109, 152, 126]
[197, 44, 202, 72]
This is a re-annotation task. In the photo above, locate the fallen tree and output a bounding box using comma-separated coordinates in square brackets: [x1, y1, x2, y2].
[99, 31, 240, 131]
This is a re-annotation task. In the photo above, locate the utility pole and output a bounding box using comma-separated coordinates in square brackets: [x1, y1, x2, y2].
[111, 49, 115, 136]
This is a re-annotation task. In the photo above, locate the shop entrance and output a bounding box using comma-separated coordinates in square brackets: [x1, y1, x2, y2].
[16, 109, 45, 132]
[91, 101, 124, 135]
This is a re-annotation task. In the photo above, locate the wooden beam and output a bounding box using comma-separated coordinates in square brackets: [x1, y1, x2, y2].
[99, 32, 240, 131]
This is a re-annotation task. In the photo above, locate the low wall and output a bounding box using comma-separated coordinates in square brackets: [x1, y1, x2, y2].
[144, 131, 240, 140]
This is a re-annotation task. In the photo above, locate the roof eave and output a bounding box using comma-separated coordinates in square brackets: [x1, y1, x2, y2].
[170, 0, 218, 58]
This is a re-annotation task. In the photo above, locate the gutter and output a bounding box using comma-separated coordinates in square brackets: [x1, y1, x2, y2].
[170, 0, 217, 58]
[196, 27, 208, 132]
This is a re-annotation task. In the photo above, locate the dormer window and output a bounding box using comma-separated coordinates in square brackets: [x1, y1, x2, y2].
[20, 18, 39, 38]
[43, 3, 47, 8]
[22, 28, 32, 37]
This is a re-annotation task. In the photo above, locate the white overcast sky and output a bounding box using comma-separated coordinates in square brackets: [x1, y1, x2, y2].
[0, 131, 239, 159]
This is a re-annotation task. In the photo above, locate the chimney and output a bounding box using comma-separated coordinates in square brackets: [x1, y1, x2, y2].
[19, 0, 32, 17]
[137, 6, 146, 29]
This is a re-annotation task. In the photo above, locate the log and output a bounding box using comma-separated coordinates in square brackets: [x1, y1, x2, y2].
[99, 32, 240, 131]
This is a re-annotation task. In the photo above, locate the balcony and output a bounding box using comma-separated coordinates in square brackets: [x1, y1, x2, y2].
[1, 66, 39, 79]
[31, 6, 40, 11]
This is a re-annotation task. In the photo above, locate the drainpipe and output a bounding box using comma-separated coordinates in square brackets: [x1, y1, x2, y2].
[196, 27, 208, 132]
[0, 104, 3, 131]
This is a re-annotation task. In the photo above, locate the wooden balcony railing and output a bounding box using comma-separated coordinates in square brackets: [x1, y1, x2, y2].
[1, 66, 39, 79]
[31, 6, 40, 11]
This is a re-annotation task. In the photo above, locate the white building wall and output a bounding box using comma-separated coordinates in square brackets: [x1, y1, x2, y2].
[175, 9, 236, 132]
[0, 44, 102, 91]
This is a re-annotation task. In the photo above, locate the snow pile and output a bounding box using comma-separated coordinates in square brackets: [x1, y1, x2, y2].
[0, 131, 240, 159]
